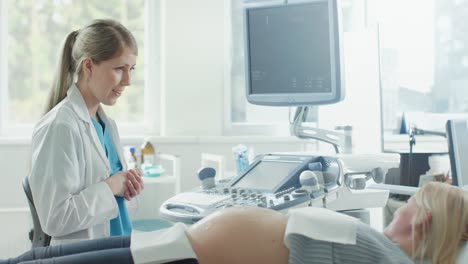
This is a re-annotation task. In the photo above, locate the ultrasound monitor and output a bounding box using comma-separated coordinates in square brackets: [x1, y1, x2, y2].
[446, 119, 468, 187]
[232, 160, 301, 190]
[244, 0, 344, 106]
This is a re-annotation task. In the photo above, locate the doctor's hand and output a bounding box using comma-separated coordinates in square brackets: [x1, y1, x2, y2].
[124, 169, 144, 201]
[105, 171, 130, 197]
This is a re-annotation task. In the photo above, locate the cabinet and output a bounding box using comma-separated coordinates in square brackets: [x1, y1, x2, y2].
[130, 153, 181, 221]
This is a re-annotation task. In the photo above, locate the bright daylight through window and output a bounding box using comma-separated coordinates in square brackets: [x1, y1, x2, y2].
[0, 0, 156, 137]
[379, 0, 468, 150]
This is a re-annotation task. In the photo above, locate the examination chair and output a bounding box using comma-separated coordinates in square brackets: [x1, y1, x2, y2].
[22, 176, 51, 248]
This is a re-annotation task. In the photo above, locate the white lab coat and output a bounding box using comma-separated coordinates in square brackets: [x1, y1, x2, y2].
[30, 84, 127, 245]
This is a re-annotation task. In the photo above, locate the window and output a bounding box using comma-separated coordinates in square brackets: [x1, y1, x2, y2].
[379, 0, 435, 137]
[0, 0, 159, 137]
[378, 0, 468, 151]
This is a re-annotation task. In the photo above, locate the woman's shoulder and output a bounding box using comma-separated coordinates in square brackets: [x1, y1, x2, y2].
[33, 100, 81, 136]
[351, 222, 413, 263]
[355, 221, 391, 245]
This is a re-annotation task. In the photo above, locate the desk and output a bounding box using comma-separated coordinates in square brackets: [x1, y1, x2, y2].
[385, 150, 448, 188]
[132, 175, 177, 220]
[131, 153, 181, 221]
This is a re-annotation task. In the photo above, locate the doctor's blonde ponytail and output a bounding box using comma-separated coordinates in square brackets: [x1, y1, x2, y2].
[45, 19, 138, 113]
[46, 30, 79, 113]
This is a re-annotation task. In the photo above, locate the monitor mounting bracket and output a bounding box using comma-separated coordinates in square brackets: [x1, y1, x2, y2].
[290, 106, 353, 154]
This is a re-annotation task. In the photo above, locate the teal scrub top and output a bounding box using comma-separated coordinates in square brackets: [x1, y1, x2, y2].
[91, 115, 132, 236]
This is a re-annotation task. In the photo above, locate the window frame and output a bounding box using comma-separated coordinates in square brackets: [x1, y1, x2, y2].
[0, 2, 8, 137]
[0, 0, 160, 138]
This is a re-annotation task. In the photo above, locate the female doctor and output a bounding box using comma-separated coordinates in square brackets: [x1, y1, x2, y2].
[29, 19, 144, 245]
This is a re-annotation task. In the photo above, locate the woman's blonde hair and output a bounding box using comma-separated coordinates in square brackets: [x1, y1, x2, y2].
[46, 19, 138, 113]
[412, 182, 468, 263]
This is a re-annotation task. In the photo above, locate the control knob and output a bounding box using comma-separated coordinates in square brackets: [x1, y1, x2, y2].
[198, 167, 216, 190]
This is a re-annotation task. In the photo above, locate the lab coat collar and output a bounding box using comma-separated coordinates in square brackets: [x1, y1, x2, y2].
[67, 84, 111, 172]
[67, 83, 92, 124]
[67, 83, 111, 128]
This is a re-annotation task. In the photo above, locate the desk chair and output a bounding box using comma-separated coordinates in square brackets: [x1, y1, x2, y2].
[22, 176, 51, 248]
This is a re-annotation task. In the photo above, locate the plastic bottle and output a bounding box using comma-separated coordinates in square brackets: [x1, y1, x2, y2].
[141, 140, 155, 166]
[232, 144, 249, 175]
[128, 146, 138, 169]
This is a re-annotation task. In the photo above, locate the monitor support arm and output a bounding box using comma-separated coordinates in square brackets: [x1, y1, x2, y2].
[412, 126, 447, 138]
[407, 125, 447, 154]
[290, 106, 353, 154]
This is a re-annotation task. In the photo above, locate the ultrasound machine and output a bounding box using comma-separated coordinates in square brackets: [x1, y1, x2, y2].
[159, 152, 398, 224]
[160, 0, 397, 224]
[160, 154, 340, 223]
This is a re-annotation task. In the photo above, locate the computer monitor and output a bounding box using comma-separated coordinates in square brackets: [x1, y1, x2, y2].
[244, 0, 344, 106]
[446, 119, 468, 187]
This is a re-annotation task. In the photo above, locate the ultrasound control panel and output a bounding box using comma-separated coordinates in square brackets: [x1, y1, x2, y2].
[160, 154, 343, 223]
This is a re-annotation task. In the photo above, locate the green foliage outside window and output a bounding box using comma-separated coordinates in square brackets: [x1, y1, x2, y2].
[7, 0, 145, 124]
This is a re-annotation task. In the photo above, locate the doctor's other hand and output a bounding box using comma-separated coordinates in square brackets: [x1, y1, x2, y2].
[124, 169, 144, 201]
[105, 171, 130, 197]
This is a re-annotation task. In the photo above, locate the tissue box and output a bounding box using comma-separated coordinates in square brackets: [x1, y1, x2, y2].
[142, 164, 165, 178]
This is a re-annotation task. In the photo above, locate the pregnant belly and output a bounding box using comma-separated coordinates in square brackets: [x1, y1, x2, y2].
[187, 207, 289, 264]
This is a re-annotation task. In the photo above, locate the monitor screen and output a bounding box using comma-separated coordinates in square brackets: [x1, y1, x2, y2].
[244, 0, 344, 106]
[232, 160, 301, 190]
[446, 119, 468, 187]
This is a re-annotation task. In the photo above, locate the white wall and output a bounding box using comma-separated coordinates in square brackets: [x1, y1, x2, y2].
[161, 0, 225, 136]
[0, 143, 33, 258]
[319, 30, 382, 154]
[0, 0, 384, 258]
